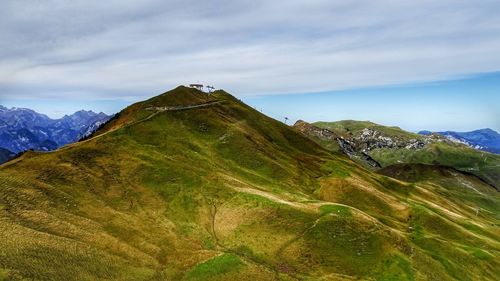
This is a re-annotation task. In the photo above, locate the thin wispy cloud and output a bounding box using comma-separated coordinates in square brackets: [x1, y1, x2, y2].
[1, 0, 500, 100]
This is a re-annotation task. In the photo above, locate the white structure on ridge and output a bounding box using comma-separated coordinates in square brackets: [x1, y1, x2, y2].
[189, 83, 215, 94]
[189, 83, 204, 91]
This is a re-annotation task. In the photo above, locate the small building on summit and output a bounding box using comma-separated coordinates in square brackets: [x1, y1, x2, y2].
[189, 83, 204, 91]
[189, 83, 216, 94]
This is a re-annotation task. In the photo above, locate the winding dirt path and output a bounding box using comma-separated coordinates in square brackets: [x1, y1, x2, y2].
[52, 101, 224, 153]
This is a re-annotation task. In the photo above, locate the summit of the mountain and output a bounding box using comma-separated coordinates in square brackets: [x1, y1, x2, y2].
[0, 87, 499, 280]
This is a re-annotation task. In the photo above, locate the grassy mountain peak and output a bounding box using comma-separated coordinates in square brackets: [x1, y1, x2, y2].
[1, 88, 499, 280]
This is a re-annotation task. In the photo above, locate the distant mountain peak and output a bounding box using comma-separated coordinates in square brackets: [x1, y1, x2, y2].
[2, 88, 499, 281]
[0, 106, 111, 161]
[418, 128, 500, 154]
[74, 109, 97, 115]
[473, 128, 497, 134]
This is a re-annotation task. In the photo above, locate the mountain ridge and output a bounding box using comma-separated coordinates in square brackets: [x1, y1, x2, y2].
[0, 106, 111, 163]
[419, 128, 500, 154]
[294, 120, 500, 189]
[1, 87, 499, 280]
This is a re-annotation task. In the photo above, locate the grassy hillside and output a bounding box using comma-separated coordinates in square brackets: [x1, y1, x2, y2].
[314, 120, 423, 141]
[313, 120, 500, 189]
[370, 142, 500, 189]
[0, 87, 499, 280]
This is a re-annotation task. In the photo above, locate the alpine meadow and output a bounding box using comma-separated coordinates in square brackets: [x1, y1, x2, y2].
[1, 1, 499, 281]
[1, 87, 498, 280]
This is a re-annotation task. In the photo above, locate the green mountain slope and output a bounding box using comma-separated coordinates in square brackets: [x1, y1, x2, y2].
[305, 120, 500, 189]
[0, 87, 499, 280]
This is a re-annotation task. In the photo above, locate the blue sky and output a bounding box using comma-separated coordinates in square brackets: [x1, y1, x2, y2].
[2, 72, 498, 132]
[0, 1, 499, 132]
[243, 72, 500, 132]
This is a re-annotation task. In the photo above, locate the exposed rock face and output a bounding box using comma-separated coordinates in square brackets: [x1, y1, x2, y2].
[77, 119, 109, 140]
[355, 128, 427, 152]
[293, 121, 383, 168]
[336, 137, 355, 155]
[293, 120, 448, 169]
[336, 136, 381, 168]
[294, 120, 337, 141]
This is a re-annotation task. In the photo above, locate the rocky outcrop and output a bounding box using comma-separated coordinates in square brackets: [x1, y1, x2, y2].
[294, 120, 337, 141]
[337, 137, 381, 168]
[293, 120, 449, 169]
[294, 121, 382, 168]
[355, 128, 428, 152]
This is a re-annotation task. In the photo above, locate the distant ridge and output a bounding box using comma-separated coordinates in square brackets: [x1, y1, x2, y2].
[0, 106, 110, 163]
[419, 128, 500, 154]
[0, 87, 499, 280]
[295, 120, 500, 188]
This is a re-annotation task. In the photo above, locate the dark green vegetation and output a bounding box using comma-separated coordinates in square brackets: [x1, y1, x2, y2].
[0, 87, 499, 280]
[313, 120, 500, 189]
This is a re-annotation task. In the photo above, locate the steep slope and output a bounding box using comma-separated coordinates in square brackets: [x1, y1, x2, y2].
[294, 120, 382, 168]
[297, 120, 500, 189]
[379, 163, 494, 188]
[0, 87, 499, 281]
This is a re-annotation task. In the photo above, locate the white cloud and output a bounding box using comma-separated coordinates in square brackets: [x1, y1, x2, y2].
[0, 0, 499, 100]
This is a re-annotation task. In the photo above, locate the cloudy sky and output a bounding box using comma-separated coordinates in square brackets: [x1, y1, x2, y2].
[0, 0, 499, 131]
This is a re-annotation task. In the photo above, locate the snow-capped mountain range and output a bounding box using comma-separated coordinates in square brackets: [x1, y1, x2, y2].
[0, 105, 110, 162]
[419, 128, 500, 154]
